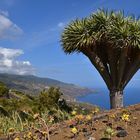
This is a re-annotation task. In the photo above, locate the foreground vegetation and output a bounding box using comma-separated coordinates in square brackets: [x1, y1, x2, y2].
[0, 82, 140, 139]
[0, 82, 99, 139]
[0, 105, 101, 140]
[1, 100, 140, 139]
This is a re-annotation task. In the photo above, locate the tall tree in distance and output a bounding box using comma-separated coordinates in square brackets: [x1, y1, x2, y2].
[61, 10, 140, 109]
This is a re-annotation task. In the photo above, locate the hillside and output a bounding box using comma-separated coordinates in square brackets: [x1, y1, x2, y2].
[1, 103, 140, 140]
[49, 104, 140, 140]
[0, 73, 94, 98]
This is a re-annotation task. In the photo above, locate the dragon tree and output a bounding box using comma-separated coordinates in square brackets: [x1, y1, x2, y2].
[61, 10, 140, 109]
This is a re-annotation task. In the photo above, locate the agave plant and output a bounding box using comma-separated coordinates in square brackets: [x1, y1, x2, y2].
[61, 9, 140, 109]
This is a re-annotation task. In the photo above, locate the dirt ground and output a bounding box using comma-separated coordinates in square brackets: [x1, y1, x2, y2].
[50, 104, 140, 140]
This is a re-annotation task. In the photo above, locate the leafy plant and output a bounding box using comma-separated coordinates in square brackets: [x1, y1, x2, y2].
[103, 127, 116, 139]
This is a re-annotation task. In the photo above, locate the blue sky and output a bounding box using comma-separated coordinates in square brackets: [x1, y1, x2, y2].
[0, 0, 139, 88]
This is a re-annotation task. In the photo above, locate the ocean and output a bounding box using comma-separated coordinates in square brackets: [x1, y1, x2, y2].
[76, 87, 140, 109]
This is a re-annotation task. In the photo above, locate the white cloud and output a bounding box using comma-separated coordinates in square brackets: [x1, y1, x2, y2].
[0, 10, 9, 17]
[50, 22, 66, 32]
[57, 22, 65, 28]
[0, 11, 23, 40]
[0, 47, 35, 75]
[0, 47, 23, 58]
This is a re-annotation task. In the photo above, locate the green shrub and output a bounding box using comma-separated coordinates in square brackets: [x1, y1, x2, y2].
[0, 82, 9, 97]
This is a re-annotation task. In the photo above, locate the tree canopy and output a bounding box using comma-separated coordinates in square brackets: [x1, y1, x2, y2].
[61, 10, 140, 91]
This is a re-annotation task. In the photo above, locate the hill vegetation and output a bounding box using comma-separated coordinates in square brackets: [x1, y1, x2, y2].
[0, 82, 99, 140]
[0, 73, 94, 99]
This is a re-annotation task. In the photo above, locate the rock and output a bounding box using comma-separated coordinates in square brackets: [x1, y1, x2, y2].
[65, 133, 77, 139]
[84, 132, 92, 137]
[92, 127, 97, 131]
[137, 129, 140, 133]
[116, 129, 128, 137]
[102, 120, 108, 123]
[88, 137, 96, 140]
[93, 114, 108, 121]
[106, 123, 112, 127]
[116, 126, 124, 131]
[100, 138, 111, 140]
[82, 128, 88, 132]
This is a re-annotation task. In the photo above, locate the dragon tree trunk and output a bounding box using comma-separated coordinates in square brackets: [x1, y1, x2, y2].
[110, 89, 123, 109]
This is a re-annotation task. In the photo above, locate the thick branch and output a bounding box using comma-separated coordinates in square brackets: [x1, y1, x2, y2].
[82, 47, 112, 89]
[107, 46, 118, 88]
[122, 55, 140, 89]
[117, 47, 129, 89]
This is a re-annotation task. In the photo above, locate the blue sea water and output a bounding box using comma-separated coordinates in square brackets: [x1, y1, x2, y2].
[76, 87, 140, 109]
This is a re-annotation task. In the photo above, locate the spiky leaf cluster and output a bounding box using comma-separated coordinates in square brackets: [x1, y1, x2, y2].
[61, 10, 140, 54]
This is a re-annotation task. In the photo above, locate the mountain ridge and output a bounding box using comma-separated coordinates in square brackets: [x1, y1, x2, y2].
[0, 73, 94, 98]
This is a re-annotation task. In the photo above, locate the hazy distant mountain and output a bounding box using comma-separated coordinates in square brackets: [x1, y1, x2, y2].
[0, 73, 94, 98]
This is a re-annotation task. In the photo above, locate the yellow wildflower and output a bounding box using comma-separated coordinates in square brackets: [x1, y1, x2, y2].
[92, 110, 95, 114]
[121, 113, 130, 122]
[86, 115, 92, 120]
[48, 116, 54, 123]
[23, 134, 26, 138]
[33, 135, 38, 139]
[71, 127, 78, 134]
[71, 110, 77, 116]
[133, 116, 137, 120]
[41, 131, 48, 135]
[95, 107, 100, 113]
[33, 113, 40, 119]
[92, 107, 100, 114]
[75, 115, 84, 120]
[14, 137, 20, 140]
[27, 132, 32, 138]
[23, 123, 27, 127]
[8, 128, 15, 133]
[110, 114, 116, 119]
